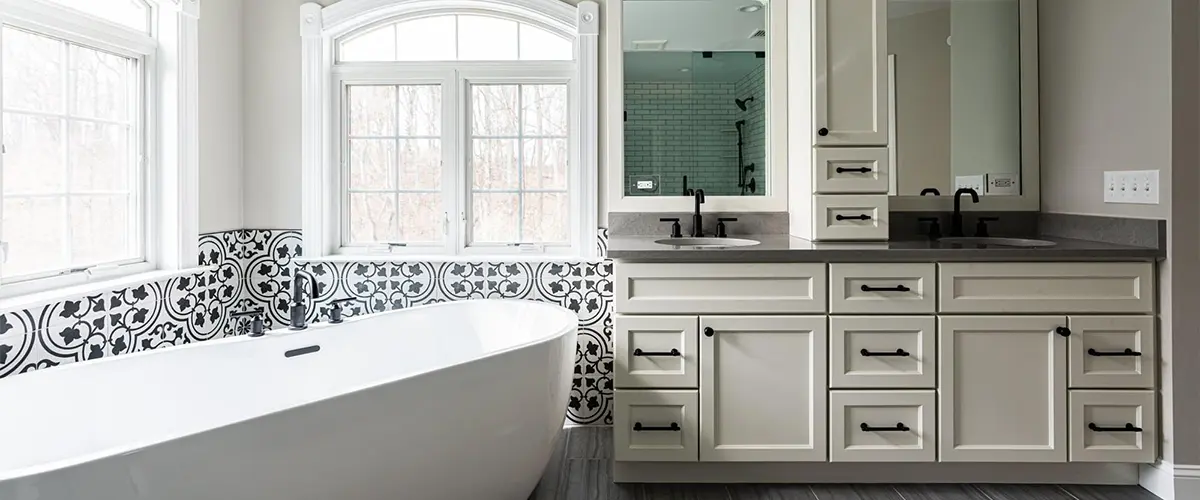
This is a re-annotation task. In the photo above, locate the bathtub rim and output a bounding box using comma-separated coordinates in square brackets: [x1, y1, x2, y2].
[0, 299, 579, 483]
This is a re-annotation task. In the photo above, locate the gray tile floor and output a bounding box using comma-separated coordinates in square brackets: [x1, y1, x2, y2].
[530, 427, 1162, 500]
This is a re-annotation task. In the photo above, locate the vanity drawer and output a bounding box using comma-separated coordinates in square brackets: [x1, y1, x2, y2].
[830, 390, 936, 462]
[813, 195, 889, 241]
[830, 316, 935, 389]
[814, 148, 890, 194]
[829, 263, 935, 314]
[1069, 390, 1156, 463]
[1069, 316, 1155, 389]
[615, 263, 827, 314]
[615, 315, 699, 389]
[938, 262, 1154, 314]
[613, 389, 699, 462]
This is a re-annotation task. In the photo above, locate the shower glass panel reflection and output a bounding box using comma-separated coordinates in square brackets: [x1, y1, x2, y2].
[623, 51, 765, 197]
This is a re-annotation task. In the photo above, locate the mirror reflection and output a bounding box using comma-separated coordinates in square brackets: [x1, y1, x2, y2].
[622, 0, 767, 197]
[889, 0, 1022, 196]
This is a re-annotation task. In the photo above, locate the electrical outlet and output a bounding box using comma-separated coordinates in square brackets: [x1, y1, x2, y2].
[1104, 170, 1159, 204]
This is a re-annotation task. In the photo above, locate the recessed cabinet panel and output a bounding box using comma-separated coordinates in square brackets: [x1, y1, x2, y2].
[938, 263, 1154, 314]
[830, 316, 935, 389]
[615, 315, 699, 389]
[613, 389, 700, 462]
[939, 316, 1067, 462]
[813, 195, 889, 241]
[1069, 390, 1156, 463]
[830, 390, 935, 462]
[814, 148, 890, 194]
[700, 315, 828, 462]
[813, 0, 888, 146]
[615, 263, 827, 314]
[1068, 316, 1155, 389]
[830, 263, 936, 314]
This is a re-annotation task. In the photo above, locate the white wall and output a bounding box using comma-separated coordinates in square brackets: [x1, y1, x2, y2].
[241, 0, 611, 230]
[198, 0, 245, 233]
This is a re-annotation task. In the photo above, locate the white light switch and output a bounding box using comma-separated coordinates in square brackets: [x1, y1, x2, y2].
[1104, 170, 1159, 205]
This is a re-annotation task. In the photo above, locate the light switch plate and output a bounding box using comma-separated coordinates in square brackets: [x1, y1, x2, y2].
[955, 175, 985, 195]
[1104, 170, 1160, 204]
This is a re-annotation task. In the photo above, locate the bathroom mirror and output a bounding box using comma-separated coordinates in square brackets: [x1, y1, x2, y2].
[620, 0, 770, 198]
[888, 0, 1036, 204]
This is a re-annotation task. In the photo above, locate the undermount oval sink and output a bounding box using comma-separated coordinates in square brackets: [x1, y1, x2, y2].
[937, 237, 1057, 248]
[654, 237, 761, 248]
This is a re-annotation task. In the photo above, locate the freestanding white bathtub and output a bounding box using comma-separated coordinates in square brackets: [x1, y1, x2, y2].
[0, 299, 578, 500]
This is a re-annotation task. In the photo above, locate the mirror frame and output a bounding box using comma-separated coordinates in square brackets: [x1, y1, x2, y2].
[889, 0, 1039, 211]
[605, 0, 789, 212]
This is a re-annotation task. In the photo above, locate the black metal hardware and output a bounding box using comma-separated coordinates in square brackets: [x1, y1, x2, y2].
[284, 345, 321, 358]
[633, 348, 681, 357]
[704, 327, 714, 337]
[920, 188, 941, 196]
[835, 166, 872, 174]
[918, 217, 942, 241]
[702, 51, 713, 58]
[860, 423, 910, 432]
[975, 217, 1000, 237]
[716, 218, 738, 238]
[691, 190, 706, 237]
[951, 188, 980, 237]
[660, 218, 683, 238]
[328, 298, 357, 324]
[232, 308, 266, 337]
[1089, 423, 1143, 433]
[1056, 326, 1071, 337]
[860, 348, 910, 357]
[817, 127, 829, 136]
[836, 214, 872, 221]
[1088, 348, 1142, 357]
[634, 422, 681, 432]
[860, 284, 910, 293]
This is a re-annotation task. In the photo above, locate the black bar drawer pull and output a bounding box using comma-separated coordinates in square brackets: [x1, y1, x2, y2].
[634, 422, 681, 432]
[1089, 423, 1143, 433]
[860, 422, 910, 432]
[633, 348, 681, 357]
[1087, 348, 1142, 357]
[835, 166, 872, 174]
[860, 284, 910, 293]
[860, 348, 909, 357]
[836, 214, 872, 221]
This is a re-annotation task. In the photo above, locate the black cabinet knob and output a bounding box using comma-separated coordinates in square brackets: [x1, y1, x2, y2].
[704, 327, 714, 337]
[818, 127, 829, 136]
[1055, 326, 1071, 337]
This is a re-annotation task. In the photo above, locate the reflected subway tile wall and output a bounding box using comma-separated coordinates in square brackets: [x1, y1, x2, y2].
[0, 229, 616, 426]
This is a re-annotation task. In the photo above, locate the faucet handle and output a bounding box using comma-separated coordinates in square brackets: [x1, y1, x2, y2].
[975, 217, 999, 237]
[716, 218, 738, 238]
[659, 218, 683, 238]
[918, 217, 942, 241]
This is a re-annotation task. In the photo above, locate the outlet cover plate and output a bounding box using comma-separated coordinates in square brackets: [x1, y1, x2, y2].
[1104, 170, 1160, 205]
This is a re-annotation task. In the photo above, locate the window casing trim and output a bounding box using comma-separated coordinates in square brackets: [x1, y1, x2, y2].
[301, 0, 599, 259]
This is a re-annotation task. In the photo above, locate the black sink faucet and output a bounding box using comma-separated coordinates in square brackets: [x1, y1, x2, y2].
[950, 188, 980, 237]
[691, 189, 706, 237]
[289, 269, 318, 330]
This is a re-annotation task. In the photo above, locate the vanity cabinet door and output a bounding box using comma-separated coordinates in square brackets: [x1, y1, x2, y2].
[699, 315, 827, 462]
[939, 316, 1068, 462]
[813, 0, 888, 146]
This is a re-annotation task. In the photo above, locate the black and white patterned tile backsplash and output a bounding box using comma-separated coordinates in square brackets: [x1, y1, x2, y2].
[0, 228, 615, 425]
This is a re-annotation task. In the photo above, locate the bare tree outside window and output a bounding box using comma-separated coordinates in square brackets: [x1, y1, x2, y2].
[1, 26, 141, 281]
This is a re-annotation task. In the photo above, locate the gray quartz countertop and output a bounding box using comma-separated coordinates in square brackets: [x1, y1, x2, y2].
[606, 234, 1162, 262]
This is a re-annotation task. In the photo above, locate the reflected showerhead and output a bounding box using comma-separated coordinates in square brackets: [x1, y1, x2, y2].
[735, 96, 755, 111]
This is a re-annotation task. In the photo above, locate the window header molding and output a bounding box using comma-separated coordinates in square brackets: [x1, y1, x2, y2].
[299, 0, 600, 258]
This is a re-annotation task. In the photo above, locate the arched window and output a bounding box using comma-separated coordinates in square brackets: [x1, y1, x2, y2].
[301, 0, 599, 258]
[46, 0, 151, 32]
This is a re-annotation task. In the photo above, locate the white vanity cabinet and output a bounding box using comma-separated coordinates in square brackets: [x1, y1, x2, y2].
[812, 0, 888, 146]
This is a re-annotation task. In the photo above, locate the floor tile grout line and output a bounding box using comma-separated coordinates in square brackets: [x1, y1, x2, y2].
[970, 484, 997, 500]
[1055, 484, 1083, 500]
[806, 484, 818, 500]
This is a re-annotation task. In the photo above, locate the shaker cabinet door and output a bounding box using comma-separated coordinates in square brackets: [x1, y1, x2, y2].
[813, 0, 888, 146]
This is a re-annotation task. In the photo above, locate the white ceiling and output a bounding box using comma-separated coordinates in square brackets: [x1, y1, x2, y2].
[623, 0, 767, 52]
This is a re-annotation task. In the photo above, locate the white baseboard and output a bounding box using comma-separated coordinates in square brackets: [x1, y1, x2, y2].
[1174, 464, 1200, 500]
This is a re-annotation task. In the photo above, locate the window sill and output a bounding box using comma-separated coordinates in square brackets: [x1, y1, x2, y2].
[0, 266, 216, 313]
[297, 254, 605, 264]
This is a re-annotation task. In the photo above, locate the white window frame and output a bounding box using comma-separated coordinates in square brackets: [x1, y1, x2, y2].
[0, 0, 200, 298]
[300, 0, 600, 260]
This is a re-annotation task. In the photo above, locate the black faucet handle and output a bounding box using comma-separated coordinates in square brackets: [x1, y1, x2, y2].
[918, 217, 942, 241]
[660, 218, 683, 238]
[975, 217, 999, 237]
[328, 298, 358, 324]
[716, 218, 738, 238]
